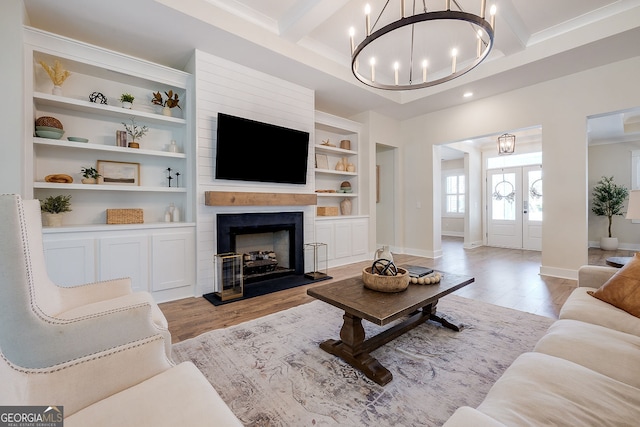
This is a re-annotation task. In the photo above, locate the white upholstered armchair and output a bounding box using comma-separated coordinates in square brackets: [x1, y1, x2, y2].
[0, 194, 242, 425]
[22, 197, 172, 355]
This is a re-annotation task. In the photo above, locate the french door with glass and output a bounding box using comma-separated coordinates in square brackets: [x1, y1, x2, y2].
[487, 165, 542, 250]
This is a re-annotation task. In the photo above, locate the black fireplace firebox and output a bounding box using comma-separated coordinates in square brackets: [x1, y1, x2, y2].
[216, 212, 304, 284]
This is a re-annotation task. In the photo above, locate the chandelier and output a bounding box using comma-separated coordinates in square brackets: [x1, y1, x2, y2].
[497, 133, 516, 155]
[349, 1, 496, 90]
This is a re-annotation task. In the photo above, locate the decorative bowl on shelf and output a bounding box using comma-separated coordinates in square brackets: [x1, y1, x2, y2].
[362, 266, 409, 293]
[36, 126, 63, 132]
[67, 137, 89, 143]
[35, 130, 64, 139]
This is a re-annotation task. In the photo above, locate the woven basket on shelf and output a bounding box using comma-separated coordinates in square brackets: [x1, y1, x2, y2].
[106, 208, 143, 224]
[35, 116, 63, 129]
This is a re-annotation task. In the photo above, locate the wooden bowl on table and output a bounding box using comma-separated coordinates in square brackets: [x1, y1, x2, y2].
[362, 266, 410, 293]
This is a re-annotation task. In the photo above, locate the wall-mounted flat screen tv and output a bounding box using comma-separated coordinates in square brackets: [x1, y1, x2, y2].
[215, 113, 310, 185]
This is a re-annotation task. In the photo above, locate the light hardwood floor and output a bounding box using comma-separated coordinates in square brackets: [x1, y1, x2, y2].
[160, 237, 602, 344]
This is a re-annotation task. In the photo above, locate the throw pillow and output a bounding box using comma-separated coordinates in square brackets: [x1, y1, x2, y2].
[588, 253, 640, 318]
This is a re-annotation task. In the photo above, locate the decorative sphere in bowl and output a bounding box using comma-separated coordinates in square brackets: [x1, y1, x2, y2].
[362, 266, 409, 293]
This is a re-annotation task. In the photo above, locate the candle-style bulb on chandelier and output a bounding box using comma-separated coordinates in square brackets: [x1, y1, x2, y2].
[349, 1, 496, 90]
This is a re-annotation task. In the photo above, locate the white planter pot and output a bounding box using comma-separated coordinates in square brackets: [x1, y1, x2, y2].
[600, 237, 619, 251]
[122, 101, 132, 109]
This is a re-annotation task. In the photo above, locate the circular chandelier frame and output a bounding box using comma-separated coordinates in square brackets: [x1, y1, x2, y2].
[351, 10, 495, 91]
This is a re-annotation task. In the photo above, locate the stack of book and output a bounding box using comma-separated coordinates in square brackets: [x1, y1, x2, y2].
[404, 265, 434, 278]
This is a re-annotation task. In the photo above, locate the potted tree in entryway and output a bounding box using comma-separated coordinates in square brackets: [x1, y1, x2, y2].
[591, 175, 628, 250]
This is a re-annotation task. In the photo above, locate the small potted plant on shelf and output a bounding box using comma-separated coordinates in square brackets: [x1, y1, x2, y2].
[120, 93, 135, 109]
[151, 90, 181, 117]
[80, 166, 101, 184]
[40, 194, 72, 227]
[122, 117, 149, 149]
[592, 175, 629, 251]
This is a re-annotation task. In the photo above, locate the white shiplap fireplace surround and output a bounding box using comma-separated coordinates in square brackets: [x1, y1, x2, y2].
[188, 49, 317, 296]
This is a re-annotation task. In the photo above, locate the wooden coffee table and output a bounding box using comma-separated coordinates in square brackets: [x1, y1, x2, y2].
[307, 270, 474, 385]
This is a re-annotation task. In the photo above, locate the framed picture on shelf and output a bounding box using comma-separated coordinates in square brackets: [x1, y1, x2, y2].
[97, 160, 140, 186]
[316, 154, 329, 169]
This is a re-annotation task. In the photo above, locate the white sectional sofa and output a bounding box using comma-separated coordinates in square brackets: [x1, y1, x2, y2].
[444, 263, 640, 426]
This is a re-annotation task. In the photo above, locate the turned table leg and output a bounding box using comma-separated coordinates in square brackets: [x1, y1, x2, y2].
[427, 301, 465, 332]
[319, 312, 393, 386]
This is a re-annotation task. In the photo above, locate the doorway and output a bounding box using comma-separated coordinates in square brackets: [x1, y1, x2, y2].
[376, 144, 397, 250]
[487, 165, 542, 250]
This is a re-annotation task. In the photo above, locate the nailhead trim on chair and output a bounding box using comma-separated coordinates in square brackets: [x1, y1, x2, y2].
[1, 334, 172, 373]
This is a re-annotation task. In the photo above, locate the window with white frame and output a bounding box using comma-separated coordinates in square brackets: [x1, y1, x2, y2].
[444, 171, 465, 215]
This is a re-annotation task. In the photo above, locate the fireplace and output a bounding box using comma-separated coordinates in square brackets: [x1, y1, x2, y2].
[216, 212, 304, 285]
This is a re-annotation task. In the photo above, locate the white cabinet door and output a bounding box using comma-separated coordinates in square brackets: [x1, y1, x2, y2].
[151, 231, 195, 292]
[42, 237, 96, 286]
[315, 222, 335, 260]
[316, 217, 370, 268]
[351, 219, 368, 256]
[334, 222, 353, 259]
[99, 235, 149, 293]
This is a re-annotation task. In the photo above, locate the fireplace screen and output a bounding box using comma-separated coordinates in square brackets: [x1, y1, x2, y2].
[213, 253, 243, 301]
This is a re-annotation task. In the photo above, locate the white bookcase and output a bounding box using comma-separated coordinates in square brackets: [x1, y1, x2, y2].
[24, 27, 196, 302]
[314, 111, 361, 216]
[314, 111, 369, 267]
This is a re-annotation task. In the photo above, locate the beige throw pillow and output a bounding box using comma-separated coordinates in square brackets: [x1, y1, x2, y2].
[588, 253, 640, 318]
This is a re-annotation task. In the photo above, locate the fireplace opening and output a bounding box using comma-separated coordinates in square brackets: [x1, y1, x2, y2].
[235, 227, 294, 284]
[217, 212, 304, 286]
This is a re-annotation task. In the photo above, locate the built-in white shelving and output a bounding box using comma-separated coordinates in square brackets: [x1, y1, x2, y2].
[33, 92, 187, 125]
[25, 27, 193, 228]
[24, 27, 197, 303]
[314, 112, 361, 217]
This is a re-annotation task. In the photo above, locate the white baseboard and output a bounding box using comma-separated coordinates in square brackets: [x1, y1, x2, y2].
[442, 231, 464, 237]
[463, 240, 483, 250]
[402, 247, 443, 259]
[588, 240, 640, 251]
[539, 265, 578, 280]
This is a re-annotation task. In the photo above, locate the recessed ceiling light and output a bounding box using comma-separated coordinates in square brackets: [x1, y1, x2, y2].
[463, 92, 473, 98]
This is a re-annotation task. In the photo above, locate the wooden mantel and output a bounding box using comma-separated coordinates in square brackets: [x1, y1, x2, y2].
[205, 191, 317, 207]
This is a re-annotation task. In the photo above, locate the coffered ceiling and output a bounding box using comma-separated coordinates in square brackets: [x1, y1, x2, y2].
[22, 0, 640, 129]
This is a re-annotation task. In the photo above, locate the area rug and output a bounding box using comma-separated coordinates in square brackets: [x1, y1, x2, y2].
[172, 295, 554, 426]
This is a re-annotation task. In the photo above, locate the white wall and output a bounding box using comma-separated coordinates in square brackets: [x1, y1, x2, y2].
[464, 147, 483, 248]
[401, 56, 640, 279]
[0, 0, 25, 195]
[352, 111, 402, 254]
[187, 50, 315, 295]
[588, 141, 640, 248]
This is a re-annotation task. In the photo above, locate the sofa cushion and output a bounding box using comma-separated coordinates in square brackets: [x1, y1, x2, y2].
[559, 287, 640, 336]
[64, 362, 243, 427]
[476, 352, 640, 426]
[533, 319, 640, 388]
[588, 253, 640, 317]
